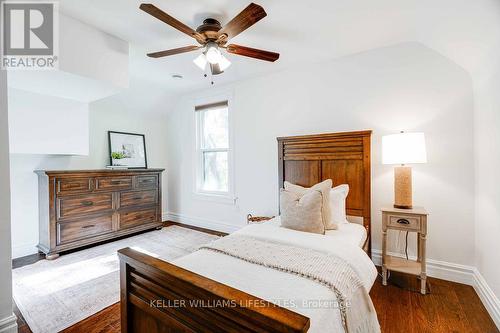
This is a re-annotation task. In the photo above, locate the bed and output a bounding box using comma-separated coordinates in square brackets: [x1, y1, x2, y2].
[118, 130, 376, 333]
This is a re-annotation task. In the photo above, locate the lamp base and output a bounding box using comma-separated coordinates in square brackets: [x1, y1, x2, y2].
[394, 204, 413, 209]
[394, 166, 413, 209]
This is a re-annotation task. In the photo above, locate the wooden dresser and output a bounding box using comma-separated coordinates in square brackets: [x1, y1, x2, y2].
[35, 169, 164, 259]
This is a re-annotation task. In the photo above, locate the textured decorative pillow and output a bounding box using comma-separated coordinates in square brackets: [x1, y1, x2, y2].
[284, 179, 334, 229]
[279, 189, 325, 234]
[330, 184, 349, 227]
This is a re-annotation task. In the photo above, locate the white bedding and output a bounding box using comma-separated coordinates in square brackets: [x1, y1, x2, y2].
[173, 223, 378, 333]
[266, 216, 368, 247]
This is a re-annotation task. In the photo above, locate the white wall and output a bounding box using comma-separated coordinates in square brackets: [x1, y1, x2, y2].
[59, 14, 129, 89]
[0, 70, 17, 332]
[474, 45, 500, 323]
[9, 96, 169, 258]
[8, 89, 89, 155]
[166, 42, 476, 267]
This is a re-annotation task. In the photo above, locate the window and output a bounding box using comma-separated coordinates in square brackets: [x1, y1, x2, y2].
[195, 101, 232, 198]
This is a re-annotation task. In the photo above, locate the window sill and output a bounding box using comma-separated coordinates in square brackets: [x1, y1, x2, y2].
[193, 192, 237, 205]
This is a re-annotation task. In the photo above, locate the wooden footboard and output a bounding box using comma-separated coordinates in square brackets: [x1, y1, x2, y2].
[118, 247, 310, 333]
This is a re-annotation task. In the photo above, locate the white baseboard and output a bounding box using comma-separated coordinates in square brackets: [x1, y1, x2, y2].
[371, 249, 475, 285]
[0, 314, 17, 333]
[12, 242, 38, 259]
[164, 212, 242, 234]
[373, 249, 499, 329]
[473, 268, 500, 329]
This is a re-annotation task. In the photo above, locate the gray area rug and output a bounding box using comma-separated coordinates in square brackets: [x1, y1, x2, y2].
[13, 226, 219, 333]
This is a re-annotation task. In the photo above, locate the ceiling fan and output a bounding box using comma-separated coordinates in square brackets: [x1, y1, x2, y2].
[140, 3, 280, 76]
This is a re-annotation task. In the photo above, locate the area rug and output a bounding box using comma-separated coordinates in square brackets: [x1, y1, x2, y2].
[12, 226, 219, 333]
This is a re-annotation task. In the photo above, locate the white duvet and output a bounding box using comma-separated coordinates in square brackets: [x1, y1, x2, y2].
[173, 223, 378, 333]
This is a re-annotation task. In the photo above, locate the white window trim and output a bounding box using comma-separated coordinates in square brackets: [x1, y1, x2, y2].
[192, 91, 236, 205]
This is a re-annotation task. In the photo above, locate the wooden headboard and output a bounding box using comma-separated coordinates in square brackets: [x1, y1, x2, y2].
[277, 130, 372, 255]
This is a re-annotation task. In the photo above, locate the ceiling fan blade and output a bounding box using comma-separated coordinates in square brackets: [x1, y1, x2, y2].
[226, 44, 279, 62]
[140, 4, 205, 43]
[147, 46, 201, 58]
[218, 3, 267, 40]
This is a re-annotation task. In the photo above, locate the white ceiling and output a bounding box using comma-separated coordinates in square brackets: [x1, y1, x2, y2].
[59, 0, 500, 93]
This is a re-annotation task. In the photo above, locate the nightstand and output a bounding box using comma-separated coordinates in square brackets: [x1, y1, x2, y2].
[381, 206, 428, 294]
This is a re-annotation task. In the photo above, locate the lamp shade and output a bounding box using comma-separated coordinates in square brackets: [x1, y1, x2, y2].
[382, 132, 427, 165]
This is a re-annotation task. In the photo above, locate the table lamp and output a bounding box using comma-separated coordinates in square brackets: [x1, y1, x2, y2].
[382, 132, 427, 209]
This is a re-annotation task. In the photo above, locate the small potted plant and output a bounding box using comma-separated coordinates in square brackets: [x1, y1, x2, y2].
[111, 151, 126, 165]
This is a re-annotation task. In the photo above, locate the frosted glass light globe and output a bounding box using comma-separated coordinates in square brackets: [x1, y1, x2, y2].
[206, 44, 222, 64]
[218, 54, 231, 71]
[193, 53, 207, 70]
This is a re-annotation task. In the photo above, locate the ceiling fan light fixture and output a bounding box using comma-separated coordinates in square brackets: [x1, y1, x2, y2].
[218, 54, 231, 71]
[205, 42, 222, 64]
[193, 53, 207, 70]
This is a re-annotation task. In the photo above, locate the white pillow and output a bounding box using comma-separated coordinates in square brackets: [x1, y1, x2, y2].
[279, 189, 325, 234]
[284, 179, 334, 229]
[329, 184, 349, 227]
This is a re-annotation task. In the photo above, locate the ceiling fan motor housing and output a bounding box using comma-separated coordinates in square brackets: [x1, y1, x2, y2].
[196, 18, 222, 41]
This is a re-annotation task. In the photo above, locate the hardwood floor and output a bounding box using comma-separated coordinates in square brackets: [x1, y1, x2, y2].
[163, 220, 228, 237]
[370, 270, 498, 333]
[61, 303, 120, 333]
[12, 252, 45, 270]
[14, 224, 498, 333]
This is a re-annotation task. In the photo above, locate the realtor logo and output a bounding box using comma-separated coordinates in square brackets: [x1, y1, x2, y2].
[1, 1, 59, 69]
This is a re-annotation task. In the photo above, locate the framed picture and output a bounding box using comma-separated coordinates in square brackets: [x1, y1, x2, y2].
[108, 131, 147, 168]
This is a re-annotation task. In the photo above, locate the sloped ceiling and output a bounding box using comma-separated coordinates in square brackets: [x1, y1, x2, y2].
[59, 0, 500, 92]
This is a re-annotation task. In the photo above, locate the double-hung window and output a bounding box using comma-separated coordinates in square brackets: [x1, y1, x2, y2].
[195, 101, 233, 199]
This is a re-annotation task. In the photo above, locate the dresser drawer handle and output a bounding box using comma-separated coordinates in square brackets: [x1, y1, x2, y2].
[81, 224, 95, 229]
[81, 200, 94, 206]
[396, 218, 410, 225]
[133, 196, 143, 200]
[140, 179, 153, 183]
[111, 180, 123, 185]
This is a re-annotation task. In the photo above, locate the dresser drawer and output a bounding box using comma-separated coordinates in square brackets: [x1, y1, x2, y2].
[120, 208, 157, 229]
[57, 193, 113, 220]
[136, 175, 158, 189]
[387, 214, 421, 232]
[56, 178, 92, 195]
[120, 190, 157, 208]
[57, 215, 113, 244]
[95, 177, 132, 191]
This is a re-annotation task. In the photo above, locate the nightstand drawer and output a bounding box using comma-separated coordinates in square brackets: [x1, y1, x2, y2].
[387, 214, 421, 231]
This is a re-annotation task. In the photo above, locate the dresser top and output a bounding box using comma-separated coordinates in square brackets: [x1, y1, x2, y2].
[35, 168, 165, 175]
